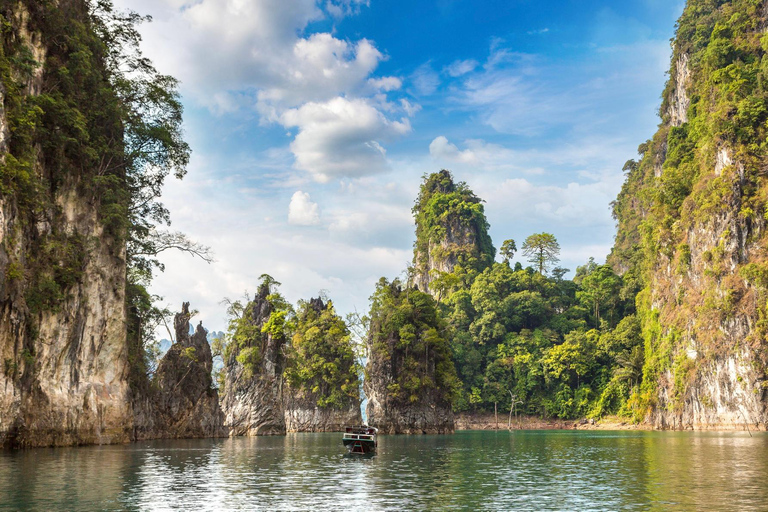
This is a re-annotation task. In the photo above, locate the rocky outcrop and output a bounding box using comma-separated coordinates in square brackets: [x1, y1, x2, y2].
[282, 296, 362, 432]
[364, 281, 456, 434]
[652, 347, 767, 431]
[412, 170, 494, 296]
[221, 284, 286, 436]
[133, 303, 225, 440]
[414, 223, 484, 294]
[665, 53, 691, 127]
[365, 383, 454, 435]
[611, 0, 768, 431]
[0, 1, 131, 448]
[0, 2, 229, 448]
[643, 168, 768, 430]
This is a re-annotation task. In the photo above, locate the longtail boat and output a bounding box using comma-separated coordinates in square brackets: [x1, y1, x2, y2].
[342, 426, 377, 454]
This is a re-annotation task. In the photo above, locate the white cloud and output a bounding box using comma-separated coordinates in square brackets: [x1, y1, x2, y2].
[325, 0, 370, 18]
[451, 41, 670, 137]
[444, 59, 478, 77]
[256, 33, 384, 110]
[400, 99, 422, 117]
[288, 191, 321, 225]
[429, 136, 478, 164]
[114, 0, 410, 181]
[281, 97, 411, 181]
[411, 62, 440, 96]
[430, 136, 546, 174]
[368, 76, 402, 92]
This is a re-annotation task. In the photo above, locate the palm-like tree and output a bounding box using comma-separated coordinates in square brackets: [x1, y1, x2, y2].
[613, 345, 644, 389]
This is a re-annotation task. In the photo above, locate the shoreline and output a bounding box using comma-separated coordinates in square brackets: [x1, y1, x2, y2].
[454, 413, 764, 433]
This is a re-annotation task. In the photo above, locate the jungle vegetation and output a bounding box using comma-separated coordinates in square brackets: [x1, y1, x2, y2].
[388, 171, 644, 420]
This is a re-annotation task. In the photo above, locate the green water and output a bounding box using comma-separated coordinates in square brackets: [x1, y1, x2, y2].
[1, 430, 766, 510]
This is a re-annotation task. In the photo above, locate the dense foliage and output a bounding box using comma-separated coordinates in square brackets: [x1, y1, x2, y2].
[218, 276, 361, 410]
[284, 298, 361, 409]
[442, 259, 641, 419]
[610, 0, 768, 416]
[412, 170, 495, 288]
[366, 278, 460, 405]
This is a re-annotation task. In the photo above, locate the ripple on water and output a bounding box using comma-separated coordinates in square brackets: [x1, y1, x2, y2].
[1, 431, 767, 511]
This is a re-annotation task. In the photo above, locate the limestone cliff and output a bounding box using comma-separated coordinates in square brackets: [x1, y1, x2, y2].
[0, 0, 131, 448]
[220, 283, 286, 436]
[133, 303, 225, 439]
[283, 297, 362, 432]
[0, 1, 221, 448]
[610, 0, 768, 430]
[412, 170, 495, 296]
[283, 397, 361, 432]
[364, 279, 457, 434]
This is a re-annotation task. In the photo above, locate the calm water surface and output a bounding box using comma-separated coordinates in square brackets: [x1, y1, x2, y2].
[1, 430, 766, 510]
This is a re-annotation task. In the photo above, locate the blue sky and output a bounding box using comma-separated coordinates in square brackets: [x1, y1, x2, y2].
[112, 0, 684, 332]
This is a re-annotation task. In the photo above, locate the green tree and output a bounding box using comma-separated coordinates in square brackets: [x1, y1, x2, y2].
[577, 265, 622, 328]
[285, 298, 361, 409]
[500, 239, 517, 264]
[429, 269, 460, 304]
[366, 278, 460, 406]
[613, 345, 645, 389]
[522, 233, 561, 275]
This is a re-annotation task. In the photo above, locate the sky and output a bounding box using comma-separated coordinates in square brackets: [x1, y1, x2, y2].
[111, 0, 685, 333]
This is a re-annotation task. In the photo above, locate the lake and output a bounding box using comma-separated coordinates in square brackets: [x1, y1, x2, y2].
[1, 430, 766, 510]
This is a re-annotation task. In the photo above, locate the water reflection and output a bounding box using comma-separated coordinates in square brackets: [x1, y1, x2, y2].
[0, 431, 766, 510]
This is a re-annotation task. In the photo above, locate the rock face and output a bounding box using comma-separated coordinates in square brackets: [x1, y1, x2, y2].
[365, 381, 454, 435]
[221, 284, 286, 436]
[0, 1, 132, 448]
[665, 53, 691, 128]
[283, 398, 361, 432]
[412, 170, 494, 296]
[133, 303, 225, 440]
[610, 0, 768, 430]
[0, 2, 228, 448]
[364, 280, 456, 434]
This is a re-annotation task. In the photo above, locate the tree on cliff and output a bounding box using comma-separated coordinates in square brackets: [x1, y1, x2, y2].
[284, 298, 361, 409]
[522, 233, 561, 275]
[365, 278, 459, 413]
[412, 170, 495, 293]
[87, 1, 213, 376]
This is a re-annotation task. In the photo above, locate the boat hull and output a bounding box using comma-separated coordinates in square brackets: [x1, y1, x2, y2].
[343, 438, 376, 454]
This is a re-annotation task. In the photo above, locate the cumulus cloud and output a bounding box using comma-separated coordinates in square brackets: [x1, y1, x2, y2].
[113, 0, 410, 181]
[429, 136, 478, 164]
[368, 76, 403, 92]
[288, 191, 321, 225]
[281, 97, 411, 181]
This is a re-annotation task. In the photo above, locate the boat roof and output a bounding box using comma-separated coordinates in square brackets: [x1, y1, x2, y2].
[344, 425, 377, 433]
